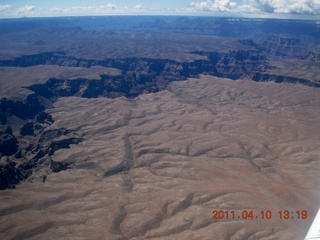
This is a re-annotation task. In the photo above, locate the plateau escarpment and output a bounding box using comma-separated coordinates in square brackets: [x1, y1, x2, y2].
[260, 35, 308, 59]
[0, 34, 319, 189]
[0, 42, 297, 189]
[0, 32, 272, 190]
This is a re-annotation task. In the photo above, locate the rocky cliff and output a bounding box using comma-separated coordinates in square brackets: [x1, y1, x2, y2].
[1, 43, 320, 189]
[260, 35, 309, 59]
[0, 47, 267, 185]
[252, 72, 320, 87]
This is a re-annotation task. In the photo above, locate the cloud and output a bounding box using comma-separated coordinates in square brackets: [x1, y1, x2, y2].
[190, 0, 320, 14]
[0, 4, 12, 12]
[50, 7, 63, 13]
[68, 3, 117, 14]
[191, 0, 238, 12]
[105, 3, 117, 10]
[17, 5, 35, 14]
[134, 4, 143, 10]
[0, 1, 319, 18]
[0, 3, 118, 17]
[246, 0, 320, 14]
[0, 4, 37, 16]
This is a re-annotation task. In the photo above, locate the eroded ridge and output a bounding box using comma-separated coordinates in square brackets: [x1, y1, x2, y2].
[1, 76, 319, 239]
[1, 19, 320, 190]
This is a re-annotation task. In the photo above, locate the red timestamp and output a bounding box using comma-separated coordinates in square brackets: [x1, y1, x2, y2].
[212, 210, 308, 220]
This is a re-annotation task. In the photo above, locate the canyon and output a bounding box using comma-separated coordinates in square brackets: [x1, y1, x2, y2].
[0, 16, 319, 239]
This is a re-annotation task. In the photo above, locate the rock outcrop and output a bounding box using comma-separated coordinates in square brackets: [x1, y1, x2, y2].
[0, 44, 318, 189]
[260, 35, 308, 59]
[0, 157, 26, 190]
[0, 125, 18, 156]
[252, 72, 320, 87]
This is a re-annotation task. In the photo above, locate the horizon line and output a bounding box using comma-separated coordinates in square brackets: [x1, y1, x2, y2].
[0, 13, 319, 21]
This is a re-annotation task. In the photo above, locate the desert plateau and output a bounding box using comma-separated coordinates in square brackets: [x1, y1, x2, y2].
[0, 16, 319, 240]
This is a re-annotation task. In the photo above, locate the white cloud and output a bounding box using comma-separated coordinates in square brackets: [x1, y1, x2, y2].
[0, 4, 38, 16]
[191, 0, 238, 12]
[0, 4, 12, 12]
[190, 0, 320, 14]
[0, 4, 13, 17]
[0, 3, 118, 17]
[0, 1, 319, 18]
[17, 5, 35, 13]
[134, 4, 143, 10]
[67, 3, 117, 14]
[50, 7, 63, 13]
[236, 4, 261, 13]
[246, 0, 320, 14]
[105, 3, 117, 10]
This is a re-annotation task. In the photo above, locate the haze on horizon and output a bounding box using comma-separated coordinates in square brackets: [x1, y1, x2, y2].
[0, 0, 320, 19]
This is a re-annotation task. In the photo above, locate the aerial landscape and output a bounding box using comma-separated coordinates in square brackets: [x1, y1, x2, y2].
[0, 1, 320, 240]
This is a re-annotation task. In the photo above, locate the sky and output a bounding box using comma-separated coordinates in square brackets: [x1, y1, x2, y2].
[0, 0, 320, 19]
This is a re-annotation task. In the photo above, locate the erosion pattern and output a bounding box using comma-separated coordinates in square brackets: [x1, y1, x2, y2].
[0, 16, 320, 240]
